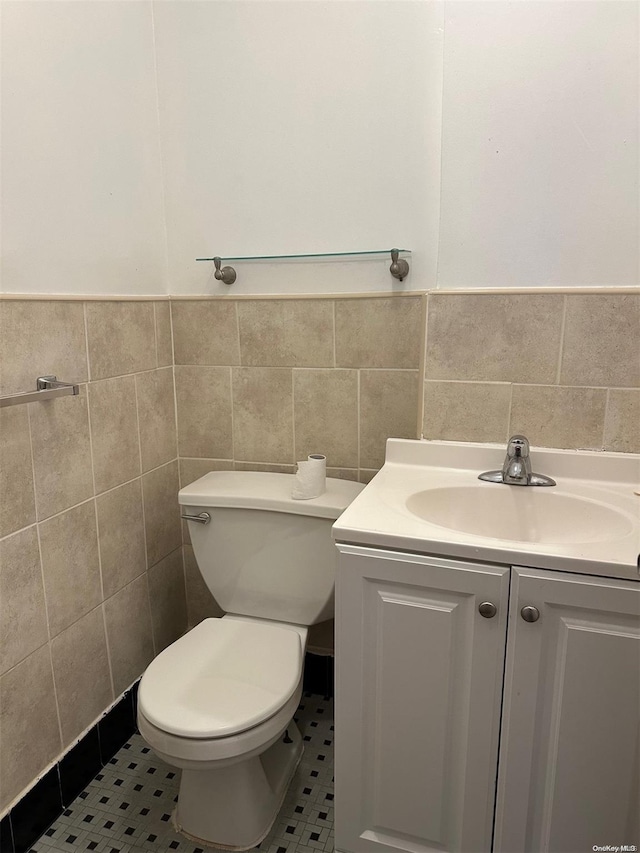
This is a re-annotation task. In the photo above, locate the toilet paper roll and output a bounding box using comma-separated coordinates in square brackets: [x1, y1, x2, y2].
[292, 454, 327, 500]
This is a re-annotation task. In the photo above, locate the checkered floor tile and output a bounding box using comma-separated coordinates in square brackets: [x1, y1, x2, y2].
[32, 696, 334, 853]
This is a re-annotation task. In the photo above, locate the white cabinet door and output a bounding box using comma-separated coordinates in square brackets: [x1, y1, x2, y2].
[335, 545, 510, 853]
[494, 566, 640, 853]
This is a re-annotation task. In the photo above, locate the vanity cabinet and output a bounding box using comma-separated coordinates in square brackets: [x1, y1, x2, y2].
[335, 544, 640, 853]
[335, 545, 511, 853]
[495, 566, 640, 853]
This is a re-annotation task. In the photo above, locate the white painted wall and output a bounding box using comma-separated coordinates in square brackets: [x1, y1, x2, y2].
[437, 0, 639, 289]
[1, 0, 637, 296]
[154, 0, 442, 294]
[0, 1, 167, 295]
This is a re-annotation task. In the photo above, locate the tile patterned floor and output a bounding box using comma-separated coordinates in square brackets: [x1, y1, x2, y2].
[32, 696, 334, 853]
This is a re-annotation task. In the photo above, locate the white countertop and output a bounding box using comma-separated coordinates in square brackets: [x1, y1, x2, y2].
[333, 439, 640, 582]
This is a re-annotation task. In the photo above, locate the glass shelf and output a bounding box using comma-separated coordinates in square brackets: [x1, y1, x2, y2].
[196, 249, 410, 262]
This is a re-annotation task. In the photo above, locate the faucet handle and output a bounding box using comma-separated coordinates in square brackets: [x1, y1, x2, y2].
[507, 435, 530, 458]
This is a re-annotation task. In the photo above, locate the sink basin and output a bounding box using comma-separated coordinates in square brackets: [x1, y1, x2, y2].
[405, 486, 634, 545]
[334, 439, 640, 577]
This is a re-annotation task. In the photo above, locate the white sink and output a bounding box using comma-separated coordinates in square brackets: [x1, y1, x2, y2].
[405, 485, 634, 545]
[333, 439, 640, 580]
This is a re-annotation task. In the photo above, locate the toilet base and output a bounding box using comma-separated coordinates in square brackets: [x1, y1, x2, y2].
[174, 722, 303, 850]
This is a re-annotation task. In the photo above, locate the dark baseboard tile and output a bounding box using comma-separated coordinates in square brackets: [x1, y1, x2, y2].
[3, 685, 138, 853]
[9, 766, 61, 853]
[98, 689, 136, 764]
[59, 728, 101, 807]
[0, 812, 15, 853]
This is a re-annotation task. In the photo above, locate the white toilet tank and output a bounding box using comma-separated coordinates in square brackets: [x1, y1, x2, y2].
[179, 472, 364, 625]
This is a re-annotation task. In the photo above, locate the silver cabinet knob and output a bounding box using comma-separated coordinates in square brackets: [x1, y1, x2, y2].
[521, 605, 540, 623]
[479, 601, 497, 618]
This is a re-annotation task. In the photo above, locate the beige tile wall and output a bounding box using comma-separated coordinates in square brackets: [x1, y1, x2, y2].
[172, 296, 424, 490]
[174, 290, 639, 624]
[173, 295, 425, 628]
[1, 288, 637, 814]
[0, 299, 185, 814]
[423, 292, 640, 452]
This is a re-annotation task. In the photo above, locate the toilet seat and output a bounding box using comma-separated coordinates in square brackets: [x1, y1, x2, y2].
[137, 679, 303, 770]
[138, 618, 303, 739]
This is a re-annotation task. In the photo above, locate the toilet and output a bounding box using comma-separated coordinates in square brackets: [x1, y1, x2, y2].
[137, 471, 363, 850]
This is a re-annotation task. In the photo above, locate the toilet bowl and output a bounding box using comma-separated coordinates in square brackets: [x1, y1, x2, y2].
[137, 616, 308, 849]
[136, 471, 364, 850]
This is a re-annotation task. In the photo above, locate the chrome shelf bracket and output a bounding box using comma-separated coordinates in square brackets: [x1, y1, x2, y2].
[213, 257, 237, 286]
[389, 248, 410, 282]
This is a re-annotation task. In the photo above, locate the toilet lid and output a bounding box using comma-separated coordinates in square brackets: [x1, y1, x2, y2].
[138, 618, 303, 738]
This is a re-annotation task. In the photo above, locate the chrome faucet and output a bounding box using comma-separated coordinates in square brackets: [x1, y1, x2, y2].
[479, 435, 556, 486]
[502, 435, 532, 484]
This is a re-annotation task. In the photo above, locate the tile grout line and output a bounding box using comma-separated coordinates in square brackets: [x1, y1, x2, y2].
[166, 301, 189, 613]
[83, 309, 117, 705]
[131, 371, 154, 656]
[423, 378, 516, 386]
[420, 378, 627, 390]
[332, 300, 337, 369]
[171, 363, 420, 373]
[235, 299, 242, 368]
[177, 458, 364, 467]
[506, 382, 515, 440]
[602, 388, 610, 451]
[230, 301, 240, 463]
[132, 374, 145, 485]
[83, 301, 93, 383]
[152, 303, 159, 369]
[168, 302, 181, 469]
[555, 294, 568, 385]
[27, 400, 65, 753]
[291, 368, 296, 465]
[229, 364, 236, 467]
[356, 369, 361, 480]
[417, 292, 429, 439]
[83, 308, 103, 587]
[88, 365, 170, 384]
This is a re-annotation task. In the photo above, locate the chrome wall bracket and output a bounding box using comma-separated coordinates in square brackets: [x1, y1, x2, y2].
[213, 257, 237, 286]
[389, 248, 410, 282]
